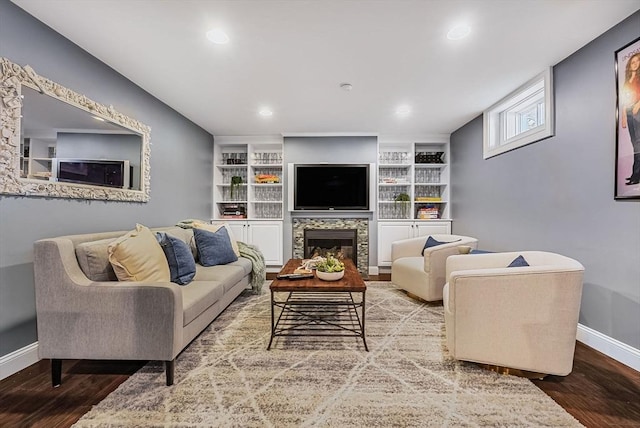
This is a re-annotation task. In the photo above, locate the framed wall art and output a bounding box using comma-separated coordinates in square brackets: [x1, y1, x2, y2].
[615, 36, 640, 199]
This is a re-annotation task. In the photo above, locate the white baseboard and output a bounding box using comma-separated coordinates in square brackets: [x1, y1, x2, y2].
[577, 323, 640, 372]
[0, 327, 637, 381]
[0, 342, 39, 381]
[368, 266, 379, 276]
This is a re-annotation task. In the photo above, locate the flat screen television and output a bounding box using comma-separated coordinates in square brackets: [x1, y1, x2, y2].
[294, 164, 369, 210]
[54, 159, 130, 189]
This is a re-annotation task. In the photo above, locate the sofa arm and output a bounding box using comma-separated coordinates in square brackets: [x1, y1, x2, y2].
[391, 235, 428, 261]
[34, 239, 183, 362]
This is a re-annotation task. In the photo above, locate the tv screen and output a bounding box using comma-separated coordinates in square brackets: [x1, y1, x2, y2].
[57, 160, 128, 188]
[294, 164, 369, 210]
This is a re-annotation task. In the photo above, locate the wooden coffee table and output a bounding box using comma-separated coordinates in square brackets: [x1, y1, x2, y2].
[267, 258, 368, 351]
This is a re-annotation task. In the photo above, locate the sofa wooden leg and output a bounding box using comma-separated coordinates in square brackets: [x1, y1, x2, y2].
[165, 360, 175, 386]
[52, 359, 62, 387]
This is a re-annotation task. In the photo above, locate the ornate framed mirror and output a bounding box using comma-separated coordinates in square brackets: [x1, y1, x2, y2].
[0, 57, 150, 202]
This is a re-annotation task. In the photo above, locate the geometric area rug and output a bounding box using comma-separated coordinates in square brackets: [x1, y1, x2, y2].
[73, 282, 583, 427]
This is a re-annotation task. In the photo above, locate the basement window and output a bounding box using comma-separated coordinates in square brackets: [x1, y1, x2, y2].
[483, 68, 554, 159]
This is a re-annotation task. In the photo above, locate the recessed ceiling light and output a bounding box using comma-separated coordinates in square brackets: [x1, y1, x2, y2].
[396, 106, 411, 116]
[206, 29, 229, 44]
[340, 83, 353, 91]
[447, 24, 471, 40]
[259, 108, 273, 117]
[92, 116, 105, 122]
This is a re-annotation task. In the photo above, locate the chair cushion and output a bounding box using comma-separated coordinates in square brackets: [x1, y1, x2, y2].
[193, 227, 238, 267]
[157, 232, 197, 285]
[108, 224, 170, 282]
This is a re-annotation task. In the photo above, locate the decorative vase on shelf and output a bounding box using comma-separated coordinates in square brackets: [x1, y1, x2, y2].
[394, 192, 411, 219]
[230, 176, 243, 200]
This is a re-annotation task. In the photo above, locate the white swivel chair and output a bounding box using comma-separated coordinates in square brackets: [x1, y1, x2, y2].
[391, 234, 478, 302]
[443, 251, 585, 376]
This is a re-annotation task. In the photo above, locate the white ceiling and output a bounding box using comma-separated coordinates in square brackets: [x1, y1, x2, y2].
[11, 0, 640, 137]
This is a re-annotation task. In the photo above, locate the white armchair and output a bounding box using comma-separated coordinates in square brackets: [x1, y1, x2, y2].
[391, 234, 478, 301]
[443, 251, 584, 376]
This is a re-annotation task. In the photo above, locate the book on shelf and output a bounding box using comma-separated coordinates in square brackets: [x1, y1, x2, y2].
[417, 205, 440, 219]
[221, 203, 246, 217]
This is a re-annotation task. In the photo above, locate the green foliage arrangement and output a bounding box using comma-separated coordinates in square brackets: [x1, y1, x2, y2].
[315, 255, 345, 273]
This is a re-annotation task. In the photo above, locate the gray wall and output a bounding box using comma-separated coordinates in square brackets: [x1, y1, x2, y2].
[0, 1, 214, 356]
[450, 11, 640, 349]
[283, 137, 378, 265]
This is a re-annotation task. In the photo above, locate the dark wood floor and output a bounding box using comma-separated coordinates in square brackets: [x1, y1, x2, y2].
[2, 343, 638, 427]
[1, 280, 639, 427]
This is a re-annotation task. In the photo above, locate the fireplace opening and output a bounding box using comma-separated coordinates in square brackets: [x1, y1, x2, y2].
[304, 229, 358, 267]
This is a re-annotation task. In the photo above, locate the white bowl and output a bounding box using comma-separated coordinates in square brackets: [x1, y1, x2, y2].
[316, 270, 344, 281]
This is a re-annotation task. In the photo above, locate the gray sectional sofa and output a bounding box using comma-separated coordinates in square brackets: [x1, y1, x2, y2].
[33, 225, 254, 386]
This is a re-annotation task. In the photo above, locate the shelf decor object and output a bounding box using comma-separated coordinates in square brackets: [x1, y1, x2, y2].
[230, 176, 243, 200]
[315, 255, 345, 281]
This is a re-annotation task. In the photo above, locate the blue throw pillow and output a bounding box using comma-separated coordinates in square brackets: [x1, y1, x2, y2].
[508, 255, 530, 267]
[193, 227, 238, 267]
[156, 232, 196, 285]
[470, 249, 494, 254]
[421, 236, 445, 256]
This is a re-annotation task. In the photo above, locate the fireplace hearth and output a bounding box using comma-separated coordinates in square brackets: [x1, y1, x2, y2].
[292, 218, 368, 278]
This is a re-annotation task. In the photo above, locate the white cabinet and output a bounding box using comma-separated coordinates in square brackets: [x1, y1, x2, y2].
[227, 221, 283, 266]
[377, 221, 452, 266]
[213, 136, 284, 267]
[213, 136, 283, 221]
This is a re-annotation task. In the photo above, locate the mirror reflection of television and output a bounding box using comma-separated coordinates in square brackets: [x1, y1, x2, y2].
[54, 159, 130, 189]
[294, 164, 369, 210]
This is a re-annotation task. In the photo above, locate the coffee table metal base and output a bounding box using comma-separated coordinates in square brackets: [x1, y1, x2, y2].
[268, 290, 368, 351]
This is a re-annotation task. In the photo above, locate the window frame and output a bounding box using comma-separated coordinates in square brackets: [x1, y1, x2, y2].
[483, 67, 554, 159]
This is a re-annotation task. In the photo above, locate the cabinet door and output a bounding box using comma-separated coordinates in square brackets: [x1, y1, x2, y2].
[377, 222, 414, 266]
[414, 221, 451, 237]
[226, 222, 247, 243]
[247, 221, 283, 265]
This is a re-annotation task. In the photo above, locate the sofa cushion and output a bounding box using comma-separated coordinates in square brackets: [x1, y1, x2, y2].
[157, 232, 197, 285]
[194, 227, 238, 267]
[193, 221, 240, 257]
[194, 263, 247, 293]
[181, 280, 225, 326]
[508, 255, 530, 267]
[108, 224, 171, 282]
[76, 238, 118, 281]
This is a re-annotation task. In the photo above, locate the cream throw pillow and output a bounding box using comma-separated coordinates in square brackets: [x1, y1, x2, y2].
[108, 224, 170, 282]
[193, 221, 240, 257]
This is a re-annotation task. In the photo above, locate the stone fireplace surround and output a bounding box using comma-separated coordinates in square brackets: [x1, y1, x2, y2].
[292, 218, 369, 278]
